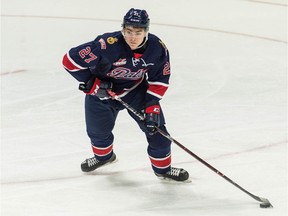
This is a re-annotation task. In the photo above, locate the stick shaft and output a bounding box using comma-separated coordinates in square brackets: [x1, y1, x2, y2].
[108, 91, 272, 205]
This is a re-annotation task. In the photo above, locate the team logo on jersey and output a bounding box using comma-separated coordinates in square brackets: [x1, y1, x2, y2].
[113, 58, 127, 66]
[107, 37, 118, 44]
[132, 58, 154, 67]
[107, 67, 147, 80]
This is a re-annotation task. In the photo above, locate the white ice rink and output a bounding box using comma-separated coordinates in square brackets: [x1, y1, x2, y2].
[1, 0, 287, 215]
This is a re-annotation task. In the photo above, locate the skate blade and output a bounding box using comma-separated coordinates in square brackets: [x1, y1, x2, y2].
[157, 176, 192, 183]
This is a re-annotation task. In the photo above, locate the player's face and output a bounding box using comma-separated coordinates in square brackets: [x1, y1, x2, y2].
[123, 27, 146, 50]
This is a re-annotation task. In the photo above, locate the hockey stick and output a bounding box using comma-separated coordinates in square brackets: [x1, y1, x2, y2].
[107, 90, 273, 208]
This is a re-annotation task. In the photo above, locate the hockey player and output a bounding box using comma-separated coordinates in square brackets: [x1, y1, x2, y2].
[62, 8, 189, 181]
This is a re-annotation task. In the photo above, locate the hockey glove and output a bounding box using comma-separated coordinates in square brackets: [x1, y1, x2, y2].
[79, 77, 113, 99]
[144, 105, 160, 135]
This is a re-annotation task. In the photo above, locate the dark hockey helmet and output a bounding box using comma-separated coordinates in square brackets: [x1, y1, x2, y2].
[122, 8, 150, 30]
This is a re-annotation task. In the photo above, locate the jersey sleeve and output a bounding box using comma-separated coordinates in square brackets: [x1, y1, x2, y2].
[145, 40, 171, 107]
[62, 39, 102, 82]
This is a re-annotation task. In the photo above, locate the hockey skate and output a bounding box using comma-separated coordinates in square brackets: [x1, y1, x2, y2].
[155, 167, 190, 182]
[81, 153, 117, 172]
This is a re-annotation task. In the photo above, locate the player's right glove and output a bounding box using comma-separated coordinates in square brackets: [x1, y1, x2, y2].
[79, 77, 112, 99]
[144, 105, 160, 135]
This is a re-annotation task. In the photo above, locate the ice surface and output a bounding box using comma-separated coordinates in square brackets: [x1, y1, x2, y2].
[1, 0, 287, 215]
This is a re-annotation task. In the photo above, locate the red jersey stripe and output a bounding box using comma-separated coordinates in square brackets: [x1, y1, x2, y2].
[62, 53, 86, 72]
[147, 83, 169, 98]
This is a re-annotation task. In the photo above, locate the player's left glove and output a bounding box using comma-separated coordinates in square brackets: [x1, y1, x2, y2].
[144, 105, 160, 135]
[79, 77, 112, 99]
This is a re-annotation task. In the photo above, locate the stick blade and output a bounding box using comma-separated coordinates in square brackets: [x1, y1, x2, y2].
[259, 198, 273, 208]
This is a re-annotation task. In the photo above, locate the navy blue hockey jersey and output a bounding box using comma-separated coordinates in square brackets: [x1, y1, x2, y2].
[62, 31, 171, 105]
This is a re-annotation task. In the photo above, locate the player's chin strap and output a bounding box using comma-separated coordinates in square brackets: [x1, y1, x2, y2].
[107, 89, 273, 208]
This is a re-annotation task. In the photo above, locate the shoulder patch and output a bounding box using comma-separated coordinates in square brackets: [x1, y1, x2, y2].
[98, 38, 107, 49]
[107, 37, 118, 44]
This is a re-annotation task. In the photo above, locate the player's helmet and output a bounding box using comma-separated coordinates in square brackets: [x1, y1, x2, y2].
[122, 8, 150, 30]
